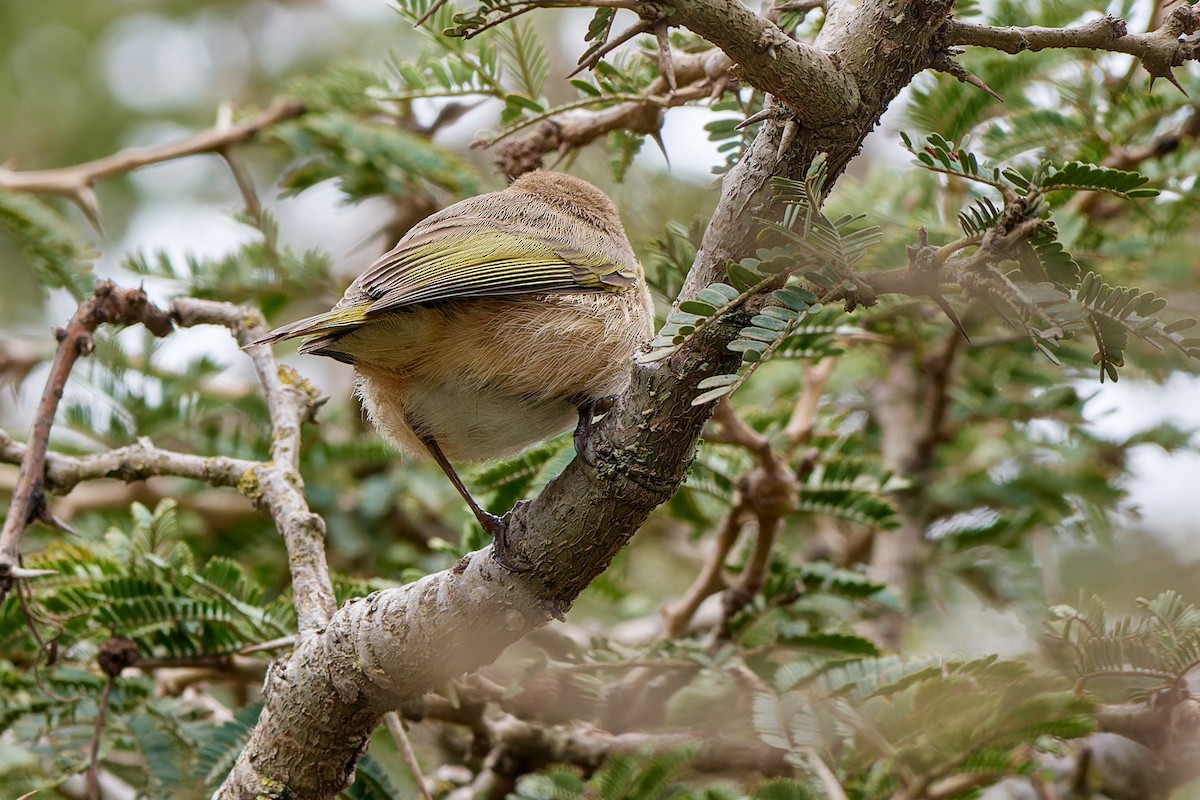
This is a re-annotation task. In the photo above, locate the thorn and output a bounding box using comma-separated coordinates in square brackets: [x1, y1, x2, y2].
[736, 107, 774, 130]
[1161, 69, 1189, 96]
[655, 22, 676, 94]
[649, 128, 670, 166]
[37, 505, 80, 538]
[934, 52, 1004, 102]
[9, 567, 59, 579]
[75, 187, 104, 236]
[931, 293, 970, 341]
[414, 0, 450, 27]
[777, 118, 799, 160]
[959, 69, 1003, 102]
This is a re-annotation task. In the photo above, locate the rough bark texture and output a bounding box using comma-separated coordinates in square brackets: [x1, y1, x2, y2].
[217, 0, 960, 795]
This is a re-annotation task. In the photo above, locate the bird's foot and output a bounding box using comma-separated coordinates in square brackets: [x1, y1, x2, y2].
[573, 395, 616, 468]
[478, 504, 534, 572]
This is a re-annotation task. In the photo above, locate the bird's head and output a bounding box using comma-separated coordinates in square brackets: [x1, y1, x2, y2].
[508, 171, 626, 238]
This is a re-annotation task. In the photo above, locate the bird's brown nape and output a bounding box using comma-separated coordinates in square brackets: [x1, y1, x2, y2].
[508, 171, 625, 238]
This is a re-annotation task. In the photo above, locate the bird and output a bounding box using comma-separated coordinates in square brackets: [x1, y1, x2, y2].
[255, 170, 655, 563]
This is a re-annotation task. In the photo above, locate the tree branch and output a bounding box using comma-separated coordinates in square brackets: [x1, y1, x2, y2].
[943, 6, 1200, 90]
[0, 283, 173, 596]
[0, 291, 335, 639]
[668, 0, 859, 125]
[170, 298, 336, 635]
[660, 505, 744, 639]
[0, 99, 304, 197]
[0, 431, 258, 496]
[492, 50, 729, 178]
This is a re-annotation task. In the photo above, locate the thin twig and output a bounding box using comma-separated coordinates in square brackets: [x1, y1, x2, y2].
[87, 676, 115, 800]
[804, 745, 850, 800]
[661, 506, 746, 638]
[493, 50, 724, 176]
[943, 7, 1200, 91]
[0, 283, 173, 600]
[0, 99, 304, 199]
[569, 19, 656, 78]
[710, 398, 770, 452]
[782, 355, 837, 453]
[385, 712, 435, 800]
[721, 512, 781, 633]
[171, 298, 336, 635]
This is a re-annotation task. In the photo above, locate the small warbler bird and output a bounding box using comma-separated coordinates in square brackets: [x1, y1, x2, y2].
[257, 171, 654, 554]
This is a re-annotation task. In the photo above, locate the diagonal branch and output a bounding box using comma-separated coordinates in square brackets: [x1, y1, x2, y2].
[492, 50, 728, 177]
[669, 0, 859, 125]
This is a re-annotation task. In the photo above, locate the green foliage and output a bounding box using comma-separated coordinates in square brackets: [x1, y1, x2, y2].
[647, 219, 702, 301]
[473, 435, 572, 514]
[511, 749, 698, 800]
[272, 112, 479, 201]
[752, 655, 1094, 797]
[898, 130, 1196, 381]
[195, 704, 262, 789]
[0, 500, 293, 661]
[0, 189, 94, 301]
[685, 440, 897, 533]
[706, 94, 767, 175]
[122, 207, 336, 315]
[497, 20, 549, 100]
[645, 158, 872, 406]
[1046, 592, 1200, 695]
[795, 454, 899, 529]
[5, 0, 1200, 797]
[49, 326, 275, 453]
[384, 0, 671, 164]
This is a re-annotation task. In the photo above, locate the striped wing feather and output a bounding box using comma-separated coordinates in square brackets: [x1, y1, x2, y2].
[343, 218, 631, 313]
[255, 209, 636, 349]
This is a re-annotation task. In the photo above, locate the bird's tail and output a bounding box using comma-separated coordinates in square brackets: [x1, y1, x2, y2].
[248, 306, 369, 354]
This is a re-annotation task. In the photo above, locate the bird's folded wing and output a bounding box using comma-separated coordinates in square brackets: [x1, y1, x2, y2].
[344, 216, 636, 314]
[252, 216, 637, 347]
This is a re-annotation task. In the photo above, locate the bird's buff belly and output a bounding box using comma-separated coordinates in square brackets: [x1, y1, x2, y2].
[356, 372, 579, 461]
[338, 293, 648, 461]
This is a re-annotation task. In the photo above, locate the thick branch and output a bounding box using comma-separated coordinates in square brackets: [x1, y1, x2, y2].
[670, 0, 859, 125]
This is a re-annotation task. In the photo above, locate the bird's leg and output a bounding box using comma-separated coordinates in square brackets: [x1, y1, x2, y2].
[572, 395, 616, 467]
[416, 433, 528, 571]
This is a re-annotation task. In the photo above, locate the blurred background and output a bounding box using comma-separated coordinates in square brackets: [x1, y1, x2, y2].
[5, 0, 1200, 795]
[3, 0, 1198, 610]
